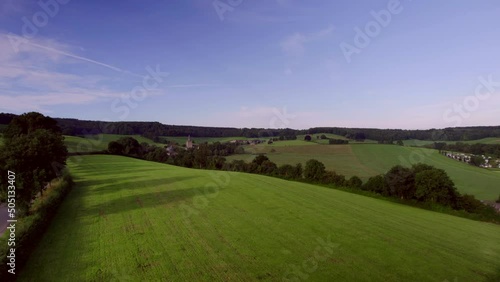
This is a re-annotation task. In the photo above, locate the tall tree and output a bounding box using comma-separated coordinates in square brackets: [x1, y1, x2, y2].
[414, 169, 458, 206]
[385, 165, 415, 199]
[0, 112, 68, 213]
[304, 159, 326, 181]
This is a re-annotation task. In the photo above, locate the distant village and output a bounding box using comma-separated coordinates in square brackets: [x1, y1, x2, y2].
[165, 136, 267, 157]
[442, 151, 500, 169]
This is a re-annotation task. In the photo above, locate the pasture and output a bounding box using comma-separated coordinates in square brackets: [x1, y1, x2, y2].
[19, 155, 500, 281]
[227, 143, 500, 200]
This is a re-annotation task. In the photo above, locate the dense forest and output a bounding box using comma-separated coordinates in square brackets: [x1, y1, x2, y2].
[1, 113, 499, 142]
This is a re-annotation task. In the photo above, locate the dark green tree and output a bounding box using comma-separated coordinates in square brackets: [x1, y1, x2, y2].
[414, 169, 458, 206]
[304, 159, 326, 181]
[470, 155, 484, 167]
[385, 165, 415, 199]
[0, 112, 68, 213]
[293, 163, 303, 179]
[277, 164, 295, 179]
[322, 171, 346, 186]
[363, 175, 389, 195]
[347, 176, 363, 188]
[108, 141, 124, 155]
[411, 163, 434, 174]
[252, 154, 270, 166]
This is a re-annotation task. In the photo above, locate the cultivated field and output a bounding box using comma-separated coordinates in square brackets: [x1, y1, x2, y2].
[20, 155, 500, 281]
[228, 142, 500, 200]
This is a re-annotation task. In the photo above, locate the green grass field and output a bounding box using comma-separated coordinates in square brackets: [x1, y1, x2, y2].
[64, 134, 164, 153]
[404, 137, 500, 147]
[227, 143, 500, 200]
[352, 144, 500, 200]
[20, 155, 500, 281]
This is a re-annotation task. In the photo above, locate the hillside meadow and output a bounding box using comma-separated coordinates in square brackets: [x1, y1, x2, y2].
[19, 155, 500, 281]
[227, 142, 500, 200]
[403, 137, 500, 147]
[64, 134, 165, 153]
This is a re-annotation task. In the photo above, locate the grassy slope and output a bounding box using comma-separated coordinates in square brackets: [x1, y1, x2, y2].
[227, 143, 500, 200]
[404, 137, 500, 146]
[64, 134, 164, 153]
[229, 142, 375, 179]
[20, 155, 500, 281]
[352, 144, 500, 200]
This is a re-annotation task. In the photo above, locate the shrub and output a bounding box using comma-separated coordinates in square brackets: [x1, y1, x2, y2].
[347, 176, 363, 188]
[363, 175, 388, 195]
[0, 170, 74, 280]
[304, 159, 326, 181]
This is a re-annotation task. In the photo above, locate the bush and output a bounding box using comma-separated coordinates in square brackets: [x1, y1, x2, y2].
[362, 175, 388, 195]
[347, 176, 363, 188]
[322, 171, 346, 186]
[0, 170, 74, 280]
[304, 159, 326, 181]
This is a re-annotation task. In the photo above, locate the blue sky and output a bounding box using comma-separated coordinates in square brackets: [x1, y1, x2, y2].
[0, 0, 499, 129]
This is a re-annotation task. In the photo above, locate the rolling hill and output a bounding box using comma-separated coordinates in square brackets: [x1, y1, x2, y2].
[20, 155, 500, 281]
[64, 134, 164, 153]
[227, 142, 500, 200]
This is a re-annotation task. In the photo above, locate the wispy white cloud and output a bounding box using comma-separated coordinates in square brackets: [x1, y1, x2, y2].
[280, 25, 334, 75]
[0, 32, 135, 112]
[280, 25, 334, 56]
[166, 83, 220, 88]
[7, 33, 144, 78]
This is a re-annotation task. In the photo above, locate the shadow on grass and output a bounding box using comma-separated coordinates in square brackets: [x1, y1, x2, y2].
[85, 184, 217, 216]
[486, 266, 500, 282]
[86, 175, 200, 194]
[73, 173, 216, 216]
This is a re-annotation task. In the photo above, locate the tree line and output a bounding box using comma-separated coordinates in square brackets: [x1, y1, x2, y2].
[0, 112, 68, 214]
[2, 113, 499, 142]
